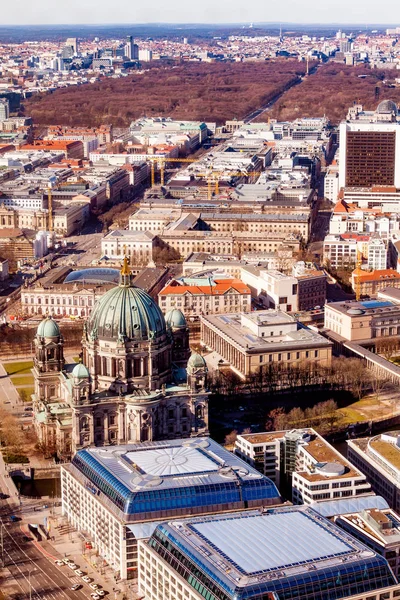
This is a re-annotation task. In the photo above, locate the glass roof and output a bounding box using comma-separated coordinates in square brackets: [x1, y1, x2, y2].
[191, 511, 351, 575]
[64, 268, 119, 284]
[311, 495, 389, 518]
[71, 438, 281, 517]
[127, 446, 219, 477]
[149, 506, 397, 600]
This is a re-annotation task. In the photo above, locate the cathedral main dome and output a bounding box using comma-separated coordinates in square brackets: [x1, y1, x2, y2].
[88, 259, 166, 342]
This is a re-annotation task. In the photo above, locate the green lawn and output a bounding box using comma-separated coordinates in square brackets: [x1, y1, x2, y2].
[18, 387, 34, 402]
[11, 375, 34, 387]
[3, 360, 33, 376]
[338, 407, 367, 425]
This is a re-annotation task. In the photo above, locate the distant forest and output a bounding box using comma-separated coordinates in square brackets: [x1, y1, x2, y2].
[22, 60, 307, 127]
[266, 63, 400, 123]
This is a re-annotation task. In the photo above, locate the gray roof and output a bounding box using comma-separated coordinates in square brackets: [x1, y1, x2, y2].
[200, 212, 309, 222]
[311, 495, 389, 518]
[202, 311, 332, 353]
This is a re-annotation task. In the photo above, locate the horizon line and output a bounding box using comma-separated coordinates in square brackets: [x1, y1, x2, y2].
[0, 21, 395, 27]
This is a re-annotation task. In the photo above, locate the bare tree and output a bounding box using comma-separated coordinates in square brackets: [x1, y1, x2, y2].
[224, 430, 238, 447]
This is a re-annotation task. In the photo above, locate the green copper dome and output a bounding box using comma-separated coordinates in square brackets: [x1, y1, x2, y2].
[165, 308, 187, 329]
[72, 362, 90, 379]
[88, 282, 166, 342]
[37, 317, 61, 338]
[187, 352, 207, 371]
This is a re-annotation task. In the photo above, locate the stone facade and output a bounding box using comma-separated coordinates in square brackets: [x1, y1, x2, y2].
[32, 266, 209, 459]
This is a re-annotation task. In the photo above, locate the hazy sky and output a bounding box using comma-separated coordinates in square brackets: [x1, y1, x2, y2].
[2, 0, 399, 25]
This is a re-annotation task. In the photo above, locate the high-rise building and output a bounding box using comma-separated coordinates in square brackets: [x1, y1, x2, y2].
[339, 101, 400, 190]
[65, 37, 78, 54]
[0, 99, 9, 121]
[125, 35, 139, 60]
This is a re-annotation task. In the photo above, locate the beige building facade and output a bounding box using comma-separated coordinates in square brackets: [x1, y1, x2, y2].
[201, 310, 332, 379]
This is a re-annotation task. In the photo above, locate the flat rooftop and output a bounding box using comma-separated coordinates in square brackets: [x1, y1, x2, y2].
[150, 505, 394, 596]
[202, 311, 331, 353]
[326, 299, 399, 317]
[70, 438, 280, 517]
[199, 212, 309, 222]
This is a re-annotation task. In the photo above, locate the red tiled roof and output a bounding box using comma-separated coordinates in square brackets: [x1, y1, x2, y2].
[160, 279, 251, 296]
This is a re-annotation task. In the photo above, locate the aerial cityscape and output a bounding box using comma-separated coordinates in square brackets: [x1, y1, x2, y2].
[6, 6, 400, 600]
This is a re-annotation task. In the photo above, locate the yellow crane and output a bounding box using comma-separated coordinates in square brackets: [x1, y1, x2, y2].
[192, 170, 263, 200]
[146, 156, 198, 187]
[44, 178, 87, 232]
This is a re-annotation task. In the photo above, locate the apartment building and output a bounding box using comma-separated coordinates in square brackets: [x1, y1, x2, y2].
[335, 507, 400, 579]
[158, 278, 251, 320]
[368, 239, 388, 270]
[352, 268, 400, 297]
[235, 428, 371, 504]
[323, 234, 358, 268]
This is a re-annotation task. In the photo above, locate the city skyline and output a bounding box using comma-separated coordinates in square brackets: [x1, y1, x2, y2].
[2, 0, 400, 26]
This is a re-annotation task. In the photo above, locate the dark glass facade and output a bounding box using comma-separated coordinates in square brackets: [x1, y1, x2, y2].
[71, 448, 280, 518]
[345, 131, 396, 188]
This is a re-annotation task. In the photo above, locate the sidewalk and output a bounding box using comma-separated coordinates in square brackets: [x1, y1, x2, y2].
[21, 503, 141, 599]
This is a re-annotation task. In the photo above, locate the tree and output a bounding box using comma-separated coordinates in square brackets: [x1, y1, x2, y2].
[376, 338, 399, 362]
[224, 430, 238, 447]
[267, 407, 286, 431]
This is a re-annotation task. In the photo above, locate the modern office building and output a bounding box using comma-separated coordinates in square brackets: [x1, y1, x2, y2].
[235, 428, 371, 503]
[334, 505, 400, 579]
[138, 505, 400, 600]
[339, 102, 400, 190]
[0, 99, 10, 121]
[61, 437, 281, 580]
[348, 432, 400, 514]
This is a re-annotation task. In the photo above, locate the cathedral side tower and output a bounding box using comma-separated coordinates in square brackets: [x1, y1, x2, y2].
[33, 317, 64, 403]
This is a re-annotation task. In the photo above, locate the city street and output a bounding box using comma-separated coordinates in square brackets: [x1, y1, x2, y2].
[0, 517, 89, 599]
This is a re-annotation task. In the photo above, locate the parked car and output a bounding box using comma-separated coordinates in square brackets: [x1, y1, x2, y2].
[82, 575, 92, 583]
[89, 583, 99, 590]
[55, 560, 64, 566]
[90, 594, 100, 600]
[68, 563, 78, 570]
[71, 584, 81, 591]
[74, 569, 84, 576]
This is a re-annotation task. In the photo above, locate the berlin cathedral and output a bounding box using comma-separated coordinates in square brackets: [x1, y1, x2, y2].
[32, 260, 209, 458]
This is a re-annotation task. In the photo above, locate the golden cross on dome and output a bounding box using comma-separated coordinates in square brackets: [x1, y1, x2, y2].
[120, 256, 131, 276]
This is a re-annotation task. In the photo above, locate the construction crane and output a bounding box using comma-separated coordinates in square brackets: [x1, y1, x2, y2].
[192, 170, 263, 200]
[146, 157, 198, 187]
[44, 178, 87, 232]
